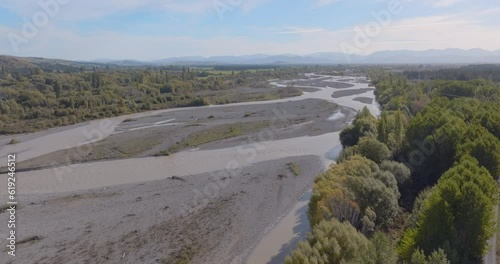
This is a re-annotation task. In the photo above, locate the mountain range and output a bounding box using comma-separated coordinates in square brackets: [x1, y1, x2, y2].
[93, 49, 500, 66]
[3, 49, 500, 68]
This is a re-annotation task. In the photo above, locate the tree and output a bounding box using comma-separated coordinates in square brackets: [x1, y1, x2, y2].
[380, 160, 411, 186]
[355, 137, 391, 164]
[310, 155, 399, 229]
[285, 218, 370, 264]
[365, 231, 398, 264]
[340, 107, 378, 147]
[457, 125, 500, 178]
[399, 156, 497, 263]
[53, 80, 62, 98]
[409, 249, 450, 264]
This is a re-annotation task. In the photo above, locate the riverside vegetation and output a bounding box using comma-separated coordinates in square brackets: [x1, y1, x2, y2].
[0, 59, 325, 134]
[286, 67, 500, 264]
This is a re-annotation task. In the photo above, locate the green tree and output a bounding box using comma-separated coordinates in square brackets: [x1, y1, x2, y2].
[285, 218, 370, 264]
[340, 107, 378, 147]
[355, 137, 391, 164]
[380, 160, 411, 186]
[399, 156, 497, 263]
[53, 80, 62, 98]
[365, 231, 398, 264]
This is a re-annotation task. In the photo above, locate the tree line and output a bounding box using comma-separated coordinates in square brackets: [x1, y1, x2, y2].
[0, 65, 305, 134]
[286, 69, 500, 263]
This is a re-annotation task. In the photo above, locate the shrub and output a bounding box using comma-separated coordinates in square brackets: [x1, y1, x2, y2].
[9, 138, 20, 144]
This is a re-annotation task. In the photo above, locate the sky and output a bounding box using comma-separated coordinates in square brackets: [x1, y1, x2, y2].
[0, 0, 499, 60]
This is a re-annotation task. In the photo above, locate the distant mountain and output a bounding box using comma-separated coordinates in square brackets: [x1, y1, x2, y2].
[2, 49, 500, 69]
[96, 49, 500, 65]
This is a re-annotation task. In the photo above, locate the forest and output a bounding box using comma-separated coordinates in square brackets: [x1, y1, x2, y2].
[404, 64, 500, 82]
[286, 68, 500, 263]
[0, 62, 309, 135]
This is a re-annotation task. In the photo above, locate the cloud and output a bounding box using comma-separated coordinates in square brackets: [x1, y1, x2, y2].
[277, 27, 325, 34]
[312, 0, 342, 7]
[0, 0, 267, 21]
[477, 7, 500, 15]
[426, 0, 461, 7]
[1, 10, 499, 60]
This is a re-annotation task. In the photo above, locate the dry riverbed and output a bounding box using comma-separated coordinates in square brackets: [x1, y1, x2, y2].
[11, 99, 352, 172]
[3, 156, 323, 264]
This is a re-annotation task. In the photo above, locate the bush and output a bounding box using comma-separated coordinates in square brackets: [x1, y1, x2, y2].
[9, 138, 20, 144]
[380, 160, 411, 185]
[355, 137, 391, 164]
[285, 218, 370, 264]
[287, 162, 301, 176]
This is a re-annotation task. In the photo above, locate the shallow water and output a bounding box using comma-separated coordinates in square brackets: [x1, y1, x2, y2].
[327, 110, 346, 121]
[245, 75, 380, 264]
[0, 74, 380, 263]
[0, 75, 378, 163]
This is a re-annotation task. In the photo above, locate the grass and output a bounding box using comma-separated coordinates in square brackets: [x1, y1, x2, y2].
[9, 138, 20, 145]
[287, 162, 302, 176]
[156, 121, 270, 156]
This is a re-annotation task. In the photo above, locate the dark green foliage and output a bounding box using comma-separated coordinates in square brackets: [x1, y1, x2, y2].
[355, 137, 391, 164]
[340, 107, 378, 147]
[366, 232, 398, 264]
[404, 64, 500, 83]
[409, 249, 450, 264]
[399, 156, 497, 263]
[380, 160, 411, 186]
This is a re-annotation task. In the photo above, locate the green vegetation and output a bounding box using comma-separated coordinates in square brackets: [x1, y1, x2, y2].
[339, 107, 378, 148]
[400, 156, 497, 263]
[0, 62, 307, 134]
[285, 218, 371, 264]
[287, 67, 500, 263]
[9, 138, 20, 144]
[287, 162, 302, 176]
[157, 121, 270, 156]
[340, 136, 391, 164]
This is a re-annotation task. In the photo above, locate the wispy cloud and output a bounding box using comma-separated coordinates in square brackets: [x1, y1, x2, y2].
[426, 0, 462, 7]
[312, 0, 342, 7]
[0, 0, 267, 20]
[477, 7, 500, 15]
[278, 27, 325, 34]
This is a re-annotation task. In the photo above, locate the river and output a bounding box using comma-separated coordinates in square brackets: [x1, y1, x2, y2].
[0, 74, 380, 263]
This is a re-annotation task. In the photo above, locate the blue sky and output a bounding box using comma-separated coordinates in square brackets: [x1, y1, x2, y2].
[0, 0, 499, 60]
